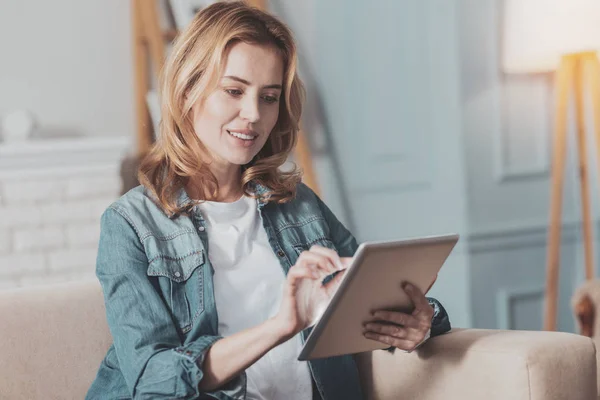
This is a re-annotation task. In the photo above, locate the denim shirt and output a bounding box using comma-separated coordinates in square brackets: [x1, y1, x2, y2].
[86, 182, 450, 400]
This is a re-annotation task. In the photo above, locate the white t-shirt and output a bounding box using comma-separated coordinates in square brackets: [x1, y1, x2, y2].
[197, 195, 312, 400]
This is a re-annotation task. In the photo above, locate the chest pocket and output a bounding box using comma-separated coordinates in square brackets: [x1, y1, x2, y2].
[145, 232, 206, 335]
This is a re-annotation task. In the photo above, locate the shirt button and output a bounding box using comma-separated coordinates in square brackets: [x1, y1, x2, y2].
[174, 271, 181, 278]
[198, 226, 205, 232]
[277, 250, 285, 257]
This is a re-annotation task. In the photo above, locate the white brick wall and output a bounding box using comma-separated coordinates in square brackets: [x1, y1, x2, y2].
[0, 136, 130, 290]
[39, 202, 94, 225]
[48, 248, 98, 272]
[0, 253, 46, 278]
[0, 205, 43, 228]
[0, 229, 10, 255]
[65, 223, 101, 247]
[65, 175, 121, 200]
[1, 179, 66, 205]
[89, 198, 117, 220]
[13, 226, 65, 252]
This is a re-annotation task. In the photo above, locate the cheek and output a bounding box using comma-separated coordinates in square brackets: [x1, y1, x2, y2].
[210, 97, 239, 122]
[195, 95, 238, 132]
[264, 105, 280, 131]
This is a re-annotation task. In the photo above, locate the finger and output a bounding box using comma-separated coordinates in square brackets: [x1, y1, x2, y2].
[363, 323, 424, 342]
[340, 257, 353, 269]
[403, 282, 431, 316]
[296, 258, 324, 277]
[363, 332, 417, 351]
[412, 301, 434, 320]
[297, 251, 337, 274]
[370, 310, 421, 329]
[308, 245, 344, 271]
[287, 265, 319, 285]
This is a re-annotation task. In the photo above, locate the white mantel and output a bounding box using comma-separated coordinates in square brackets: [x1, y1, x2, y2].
[0, 136, 132, 290]
[0, 136, 131, 176]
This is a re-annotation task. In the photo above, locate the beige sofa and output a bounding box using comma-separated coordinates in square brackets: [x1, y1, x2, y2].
[0, 280, 597, 400]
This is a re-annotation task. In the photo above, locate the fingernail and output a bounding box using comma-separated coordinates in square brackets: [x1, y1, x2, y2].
[404, 283, 413, 291]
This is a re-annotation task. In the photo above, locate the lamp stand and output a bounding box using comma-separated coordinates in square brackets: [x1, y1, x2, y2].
[545, 52, 600, 331]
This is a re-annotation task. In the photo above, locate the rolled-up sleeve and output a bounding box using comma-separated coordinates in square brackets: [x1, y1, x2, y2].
[96, 207, 245, 399]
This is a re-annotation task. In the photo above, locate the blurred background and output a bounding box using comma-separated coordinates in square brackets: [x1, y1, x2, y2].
[1, 0, 599, 336]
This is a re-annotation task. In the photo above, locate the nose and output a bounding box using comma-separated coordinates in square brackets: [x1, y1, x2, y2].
[239, 95, 260, 123]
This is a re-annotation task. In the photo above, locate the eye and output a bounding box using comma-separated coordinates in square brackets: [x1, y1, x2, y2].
[262, 95, 279, 104]
[225, 88, 243, 97]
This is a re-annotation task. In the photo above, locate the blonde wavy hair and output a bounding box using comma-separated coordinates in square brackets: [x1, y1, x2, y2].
[138, 1, 305, 216]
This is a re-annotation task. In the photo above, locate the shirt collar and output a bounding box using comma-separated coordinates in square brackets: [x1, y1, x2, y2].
[175, 181, 271, 210]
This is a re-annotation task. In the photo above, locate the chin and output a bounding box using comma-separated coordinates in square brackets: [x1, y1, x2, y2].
[226, 154, 256, 166]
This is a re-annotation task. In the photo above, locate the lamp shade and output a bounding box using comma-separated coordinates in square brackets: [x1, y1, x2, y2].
[502, 0, 600, 73]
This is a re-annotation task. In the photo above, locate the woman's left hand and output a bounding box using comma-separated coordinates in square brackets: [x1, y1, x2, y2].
[363, 281, 434, 352]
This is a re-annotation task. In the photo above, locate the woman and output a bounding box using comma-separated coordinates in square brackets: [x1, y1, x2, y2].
[86, 2, 450, 399]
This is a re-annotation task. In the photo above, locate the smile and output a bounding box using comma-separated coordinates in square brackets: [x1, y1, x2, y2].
[227, 130, 257, 141]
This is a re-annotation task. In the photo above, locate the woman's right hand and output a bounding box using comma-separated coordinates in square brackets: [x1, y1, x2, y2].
[271, 246, 352, 341]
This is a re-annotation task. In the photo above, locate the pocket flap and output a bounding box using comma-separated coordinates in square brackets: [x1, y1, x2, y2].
[147, 250, 204, 282]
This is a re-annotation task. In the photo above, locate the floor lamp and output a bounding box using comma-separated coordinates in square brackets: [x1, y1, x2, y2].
[502, 0, 600, 331]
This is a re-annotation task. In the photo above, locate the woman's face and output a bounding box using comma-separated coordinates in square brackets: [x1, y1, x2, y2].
[192, 41, 284, 170]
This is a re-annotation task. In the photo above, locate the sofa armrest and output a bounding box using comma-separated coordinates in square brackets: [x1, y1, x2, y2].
[354, 328, 597, 400]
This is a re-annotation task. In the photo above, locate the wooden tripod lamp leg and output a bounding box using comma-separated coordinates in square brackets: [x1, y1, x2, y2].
[588, 53, 600, 275]
[246, 0, 267, 9]
[132, 0, 153, 155]
[589, 55, 600, 166]
[544, 56, 575, 331]
[295, 129, 321, 196]
[573, 56, 596, 282]
[138, 0, 167, 72]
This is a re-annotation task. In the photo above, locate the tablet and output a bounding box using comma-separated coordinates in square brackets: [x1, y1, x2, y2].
[297, 233, 459, 361]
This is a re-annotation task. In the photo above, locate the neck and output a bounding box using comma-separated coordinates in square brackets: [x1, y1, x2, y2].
[187, 163, 244, 203]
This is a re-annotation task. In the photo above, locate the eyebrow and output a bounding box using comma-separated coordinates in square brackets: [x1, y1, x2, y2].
[223, 75, 282, 90]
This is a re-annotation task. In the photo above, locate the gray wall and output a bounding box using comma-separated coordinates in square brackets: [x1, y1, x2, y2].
[0, 0, 134, 138]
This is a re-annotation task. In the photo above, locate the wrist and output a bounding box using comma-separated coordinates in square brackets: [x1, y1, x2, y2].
[266, 316, 297, 344]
